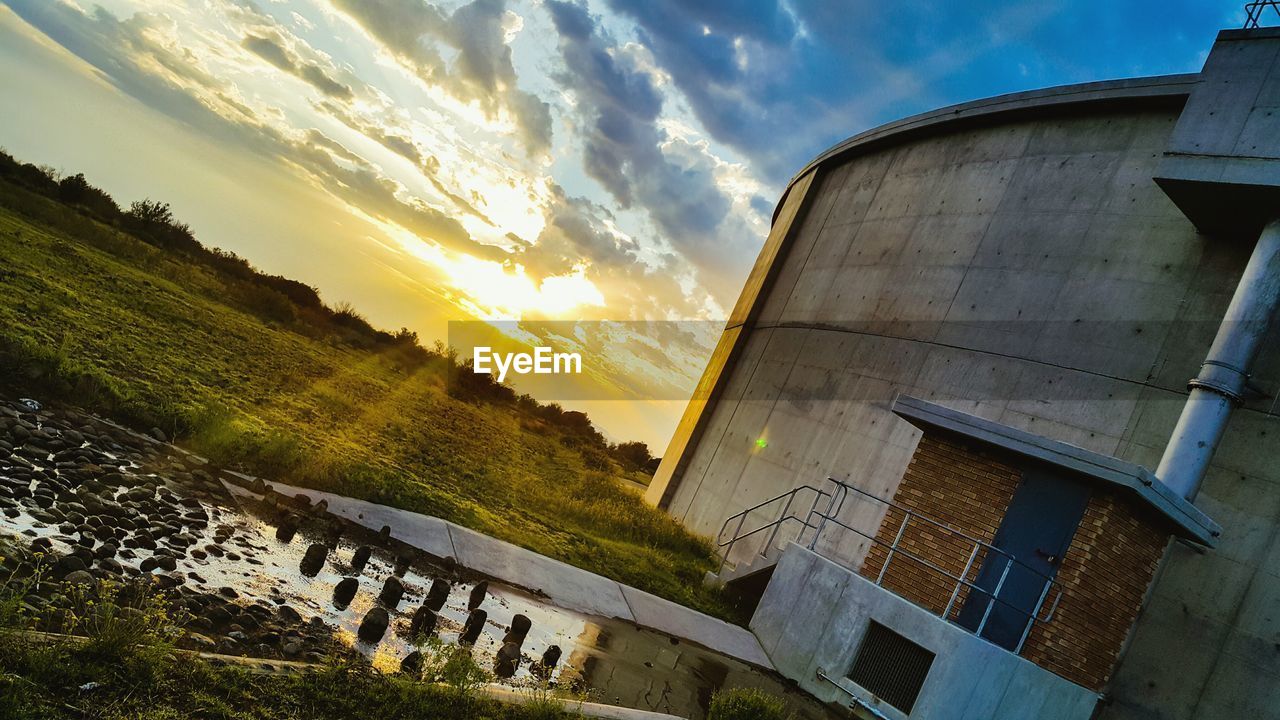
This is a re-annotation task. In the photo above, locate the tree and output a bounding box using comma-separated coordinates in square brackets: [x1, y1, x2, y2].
[127, 199, 176, 226]
[610, 441, 654, 473]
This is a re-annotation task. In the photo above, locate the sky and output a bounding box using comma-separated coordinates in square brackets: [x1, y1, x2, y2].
[0, 0, 1245, 449]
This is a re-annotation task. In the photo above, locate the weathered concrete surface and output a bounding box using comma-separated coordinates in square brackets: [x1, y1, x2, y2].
[752, 544, 1098, 720]
[650, 82, 1280, 720]
[1156, 28, 1280, 236]
[444, 522, 633, 621]
[618, 585, 773, 667]
[227, 478, 772, 669]
[225, 472, 456, 560]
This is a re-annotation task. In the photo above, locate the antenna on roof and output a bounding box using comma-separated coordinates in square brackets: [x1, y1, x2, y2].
[1244, 1, 1280, 27]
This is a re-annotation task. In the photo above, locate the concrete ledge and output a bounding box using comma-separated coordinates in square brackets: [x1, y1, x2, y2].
[890, 394, 1220, 545]
[751, 543, 1098, 720]
[778, 73, 1197, 219]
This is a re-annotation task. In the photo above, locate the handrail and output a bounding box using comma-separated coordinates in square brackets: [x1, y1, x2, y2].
[715, 476, 1065, 655]
[715, 483, 830, 544]
[824, 478, 1060, 588]
[807, 513, 1061, 652]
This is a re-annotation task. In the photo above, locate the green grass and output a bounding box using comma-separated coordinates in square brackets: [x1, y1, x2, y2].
[2, 638, 580, 720]
[0, 567, 580, 720]
[0, 181, 736, 621]
[708, 688, 792, 720]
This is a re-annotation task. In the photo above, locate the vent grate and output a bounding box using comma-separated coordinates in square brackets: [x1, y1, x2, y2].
[847, 622, 935, 715]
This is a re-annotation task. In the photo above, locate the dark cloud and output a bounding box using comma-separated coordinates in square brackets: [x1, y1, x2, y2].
[332, 0, 551, 154]
[603, 0, 1234, 182]
[543, 1, 731, 262]
[242, 33, 354, 100]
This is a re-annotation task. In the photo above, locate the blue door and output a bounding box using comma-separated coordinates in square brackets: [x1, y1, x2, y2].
[955, 467, 1090, 650]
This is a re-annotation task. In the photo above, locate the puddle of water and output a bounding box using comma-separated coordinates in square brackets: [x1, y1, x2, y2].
[0, 423, 835, 719]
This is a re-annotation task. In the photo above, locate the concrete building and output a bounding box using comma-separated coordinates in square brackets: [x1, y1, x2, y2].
[646, 27, 1280, 720]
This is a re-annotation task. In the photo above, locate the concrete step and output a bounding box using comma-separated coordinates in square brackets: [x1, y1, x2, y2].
[706, 550, 783, 588]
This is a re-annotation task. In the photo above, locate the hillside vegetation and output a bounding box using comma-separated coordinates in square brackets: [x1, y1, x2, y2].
[0, 151, 730, 619]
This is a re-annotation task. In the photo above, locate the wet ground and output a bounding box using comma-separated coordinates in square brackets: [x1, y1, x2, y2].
[0, 399, 837, 719]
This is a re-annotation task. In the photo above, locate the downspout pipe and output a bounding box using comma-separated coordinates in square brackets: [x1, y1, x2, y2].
[1157, 218, 1280, 500]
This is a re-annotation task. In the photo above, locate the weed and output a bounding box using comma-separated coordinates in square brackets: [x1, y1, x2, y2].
[708, 687, 793, 720]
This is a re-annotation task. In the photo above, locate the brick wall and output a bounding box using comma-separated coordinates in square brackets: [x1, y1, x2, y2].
[859, 434, 1021, 615]
[1020, 493, 1169, 689]
[859, 431, 1172, 692]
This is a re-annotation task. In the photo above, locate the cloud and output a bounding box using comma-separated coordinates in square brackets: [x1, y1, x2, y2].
[603, 0, 1236, 183]
[331, 0, 552, 154]
[542, 2, 742, 275]
[242, 32, 353, 100]
[2, 0, 507, 264]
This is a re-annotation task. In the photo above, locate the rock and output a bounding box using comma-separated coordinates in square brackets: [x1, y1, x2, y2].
[283, 641, 303, 658]
[504, 614, 531, 646]
[300, 543, 328, 576]
[533, 645, 561, 679]
[493, 641, 521, 678]
[333, 577, 359, 606]
[459, 608, 486, 645]
[357, 607, 390, 643]
[467, 580, 488, 611]
[275, 517, 298, 543]
[377, 525, 391, 544]
[426, 579, 450, 611]
[400, 650, 423, 675]
[63, 570, 95, 585]
[277, 605, 302, 624]
[150, 428, 167, 443]
[409, 605, 437, 638]
[378, 576, 404, 608]
[350, 545, 372, 573]
[56, 555, 88, 575]
[393, 553, 412, 577]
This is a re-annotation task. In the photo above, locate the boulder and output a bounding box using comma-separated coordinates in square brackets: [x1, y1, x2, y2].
[357, 607, 390, 643]
[379, 576, 405, 608]
[333, 577, 359, 606]
[409, 605, 437, 638]
[459, 608, 486, 645]
[350, 545, 372, 573]
[467, 580, 488, 611]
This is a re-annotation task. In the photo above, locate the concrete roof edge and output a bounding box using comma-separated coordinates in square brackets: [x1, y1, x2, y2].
[774, 73, 1199, 224]
[890, 394, 1220, 546]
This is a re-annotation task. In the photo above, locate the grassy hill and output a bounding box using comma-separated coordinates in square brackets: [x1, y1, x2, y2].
[0, 163, 731, 619]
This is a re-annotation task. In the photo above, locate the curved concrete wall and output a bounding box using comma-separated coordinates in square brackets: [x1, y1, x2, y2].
[660, 81, 1280, 720]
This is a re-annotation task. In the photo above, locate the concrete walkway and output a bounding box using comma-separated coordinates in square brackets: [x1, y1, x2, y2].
[223, 475, 773, 670]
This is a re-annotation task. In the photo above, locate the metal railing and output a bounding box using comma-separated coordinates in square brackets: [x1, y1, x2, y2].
[1245, 1, 1280, 28]
[716, 477, 1064, 655]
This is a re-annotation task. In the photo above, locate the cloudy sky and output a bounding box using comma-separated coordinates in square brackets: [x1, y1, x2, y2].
[0, 0, 1241, 448]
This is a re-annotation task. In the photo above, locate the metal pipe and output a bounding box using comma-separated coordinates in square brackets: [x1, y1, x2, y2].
[1158, 218, 1280, 499]
[875, 512, 911, 585]
[977, 557, 1013, 636]
[1015, 578, 1056, 654]
[945, 542, 982, 619]
[764, 490, 798, 553]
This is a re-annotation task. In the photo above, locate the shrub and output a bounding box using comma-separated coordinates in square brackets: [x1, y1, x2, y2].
[708, 687, 791, 720]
